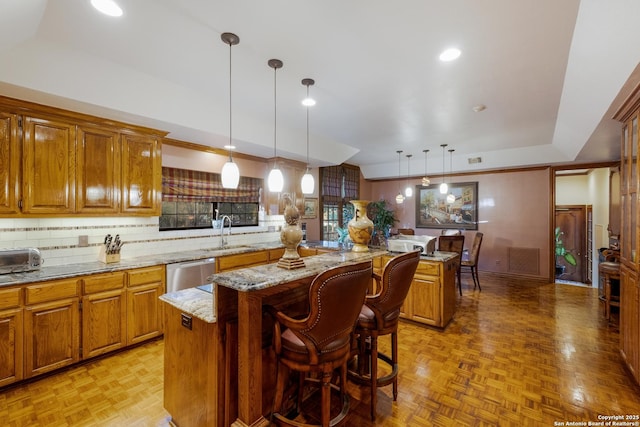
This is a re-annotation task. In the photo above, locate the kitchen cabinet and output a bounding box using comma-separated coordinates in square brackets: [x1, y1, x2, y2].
[126, 266, 165, 345]
[217, 250, 270, 272]
[22, 116, 77, 214]
[76, 125, 121, 214]
[0, 287, 23, 387]
[376, 254, 457, 328]
[0, 112, 20, 214]
[24, 278, 80, 378]
[0, 95, 166, 217]
[121, 133, 162, 215]
[81, 271, 126, 358]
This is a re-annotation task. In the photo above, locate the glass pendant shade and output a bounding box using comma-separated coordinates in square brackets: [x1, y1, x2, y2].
[221, 159, 240, 189]
[422, 176, 431, 186]
[422, 149, 430, 186]
[440, 182, 448, 194]
[405, 186, 413, 197]
[268, 167, 284, 192]
[439, 144, 448, 194]
[395, 150, 404, 203]
[396, 192, 405, 204]
[301, 170, 314, 194]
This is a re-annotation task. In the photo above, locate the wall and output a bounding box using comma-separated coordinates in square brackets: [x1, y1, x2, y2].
[367, 168, 552, 280]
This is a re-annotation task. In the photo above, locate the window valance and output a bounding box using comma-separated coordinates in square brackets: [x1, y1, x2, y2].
[162, 167, 262, 203]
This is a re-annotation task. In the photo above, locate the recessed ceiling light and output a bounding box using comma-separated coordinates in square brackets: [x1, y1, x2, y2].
[472, 104, 487, 112]
[439, 48, 461, 62]
[91, 0, 123, 17]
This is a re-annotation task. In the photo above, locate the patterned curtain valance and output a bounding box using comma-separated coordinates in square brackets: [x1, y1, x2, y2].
[162, 167, 262, 203]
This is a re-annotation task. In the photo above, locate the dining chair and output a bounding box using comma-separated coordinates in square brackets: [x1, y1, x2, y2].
[461, 232, 484, 291]
[397, 228, 415, 235]
[438, 235, 465, 295]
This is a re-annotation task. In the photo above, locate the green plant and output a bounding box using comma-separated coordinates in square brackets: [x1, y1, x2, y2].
[368, 199, 398, 238]
[555, 227, 577, 266]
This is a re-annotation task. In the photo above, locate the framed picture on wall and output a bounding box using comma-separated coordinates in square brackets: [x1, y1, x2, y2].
[302, 198, 318, 219]
[416, 182, 478, 230]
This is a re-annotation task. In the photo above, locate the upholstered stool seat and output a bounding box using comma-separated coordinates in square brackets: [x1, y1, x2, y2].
[270, 261, 372, 427]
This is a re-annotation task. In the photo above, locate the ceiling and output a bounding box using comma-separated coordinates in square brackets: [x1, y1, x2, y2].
[1, 0, 639, 179]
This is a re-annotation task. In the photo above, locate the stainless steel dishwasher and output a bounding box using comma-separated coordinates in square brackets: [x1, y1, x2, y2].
[165, 258, 217, 293]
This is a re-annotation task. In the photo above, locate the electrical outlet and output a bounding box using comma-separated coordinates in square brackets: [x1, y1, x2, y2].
[79, 235, 89, 247]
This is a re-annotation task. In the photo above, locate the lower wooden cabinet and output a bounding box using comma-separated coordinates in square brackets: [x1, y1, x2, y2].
[620, 265, 640, 382]
[126, 265, 165, 345]
[81, 271, 127, 358]
[0, 307, 23, 387]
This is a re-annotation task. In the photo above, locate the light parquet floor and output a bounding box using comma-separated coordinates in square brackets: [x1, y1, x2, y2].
[2, 274, 640, 426]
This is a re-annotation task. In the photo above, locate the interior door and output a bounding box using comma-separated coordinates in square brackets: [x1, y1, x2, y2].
[555, 205, 586, 282]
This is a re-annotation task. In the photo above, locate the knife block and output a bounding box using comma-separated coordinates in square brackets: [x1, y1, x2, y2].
[99, 245, 120, 264]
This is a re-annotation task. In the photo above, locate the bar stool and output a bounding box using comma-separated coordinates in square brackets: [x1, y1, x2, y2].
[599, 250, 620, 322]
[270, 261, 372, 427]
[348, 251, 420, 420]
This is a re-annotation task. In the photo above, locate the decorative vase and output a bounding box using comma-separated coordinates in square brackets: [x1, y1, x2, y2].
[278, 195, 305, 269]
[348, 200, 374, 252]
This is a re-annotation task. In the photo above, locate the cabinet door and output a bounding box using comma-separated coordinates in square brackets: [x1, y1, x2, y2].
[620, 266, 640, 382]
[82, 289, 126, 358]
[22, 116, 76, 214]
[409, 275, 441, 326]
[126, 282, 163, 345]
[0, 308, 23, 387]
[0, 112, 20, 214]
[24, 298, 80, 377]
[121, 133, 161, 215]
[76, 125, 121, 213]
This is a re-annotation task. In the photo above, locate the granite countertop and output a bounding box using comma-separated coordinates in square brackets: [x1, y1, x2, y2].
[160, 287, 215, 323]
[0, 242, 286, 287]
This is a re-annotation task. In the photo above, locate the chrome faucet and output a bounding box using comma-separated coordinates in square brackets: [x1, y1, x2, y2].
[218, 215, 232, 248]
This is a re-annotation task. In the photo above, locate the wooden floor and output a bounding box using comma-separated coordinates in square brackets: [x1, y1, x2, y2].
[2, 274, 640, 426]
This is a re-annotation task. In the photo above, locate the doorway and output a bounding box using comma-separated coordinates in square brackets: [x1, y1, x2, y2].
[555, 205, 589, 283]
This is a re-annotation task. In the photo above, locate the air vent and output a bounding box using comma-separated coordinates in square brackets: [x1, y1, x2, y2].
[468, 157, 482, 164]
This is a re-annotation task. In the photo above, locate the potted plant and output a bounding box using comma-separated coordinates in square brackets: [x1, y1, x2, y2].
[367, 199, 398, 246]
[555, 226, 577, 277]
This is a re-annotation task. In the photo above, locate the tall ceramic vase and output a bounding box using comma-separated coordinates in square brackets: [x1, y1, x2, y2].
[348, 200, 374, 252]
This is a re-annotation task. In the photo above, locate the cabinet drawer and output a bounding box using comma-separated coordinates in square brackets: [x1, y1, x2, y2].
[218, 251, 269, 271]
[416, 261, 440, 276]
[128, 265, 164, 287]
[83, 271, 126, 294]
[0, 287, 21, 309]
[25, 279, 79, 305]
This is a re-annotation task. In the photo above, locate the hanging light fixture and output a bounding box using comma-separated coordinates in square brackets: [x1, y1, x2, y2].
[447, 149, 456, 204]
[300, 78, 315, 195]
[421, 149, 430, 186]
[439, 144, 448, 194]
[220, 33, 241, 189]
[267, 59, 284, 192]
[404, 154, 413, 198]
[395, 150, 405, 204]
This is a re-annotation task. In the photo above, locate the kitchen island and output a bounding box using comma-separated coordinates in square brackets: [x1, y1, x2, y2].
[160, 249, 459, 427]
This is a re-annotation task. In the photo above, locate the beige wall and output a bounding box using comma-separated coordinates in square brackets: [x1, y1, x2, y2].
[366, 169, 552, 280]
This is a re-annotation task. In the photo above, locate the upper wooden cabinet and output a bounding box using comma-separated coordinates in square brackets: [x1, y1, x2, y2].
[0, 112, 20, 214]
[0, 96, 166, 217]
[121, 133, 162, 215]
[22, 116, 77, 214]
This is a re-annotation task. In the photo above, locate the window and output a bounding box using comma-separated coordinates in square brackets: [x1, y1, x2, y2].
[320, 164, 360, 241]
[160, 167, 262, 231]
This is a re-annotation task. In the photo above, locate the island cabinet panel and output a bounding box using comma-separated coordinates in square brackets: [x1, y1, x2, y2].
[0, 287, 23, 387]
[76, 125, 121, 214]
[163, 303, 219, 427]
[22, 116, 76, 214]
[81, 271, 126, 359]
[620, 265, 639, 382]
[217, 250, 270, 272]
[126, 266, 164, 345]
[121, 133, 161, 215]
[0, 112, 20, 214]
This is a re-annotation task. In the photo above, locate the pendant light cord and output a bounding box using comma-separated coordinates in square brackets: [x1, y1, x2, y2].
[306, 86, 310, 167]
[228, 40, 233, 161]
[273, 65, 277, 165]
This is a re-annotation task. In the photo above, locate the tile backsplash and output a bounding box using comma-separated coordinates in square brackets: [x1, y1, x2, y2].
[0, 215, 284, 267]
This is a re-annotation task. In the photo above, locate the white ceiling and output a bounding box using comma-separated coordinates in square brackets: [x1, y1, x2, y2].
[0, 0, 639, 179]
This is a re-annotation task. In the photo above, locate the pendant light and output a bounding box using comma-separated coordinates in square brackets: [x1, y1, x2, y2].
[421, 149, 430, 186]
[395, 150, 405, 204]
[220, 33, 241, 189]
[404, 154, 413, 197]
[447, 149, 456, 204]
[439, 144, 448, 194]
[267, 59, 284, 192]
[300, 78, 315, 195]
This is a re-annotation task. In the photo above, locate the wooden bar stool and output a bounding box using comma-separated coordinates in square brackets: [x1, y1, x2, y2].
[269, 261, 372, 427]
[599, 250, 620, 322]
[348, 251, 420, 420]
